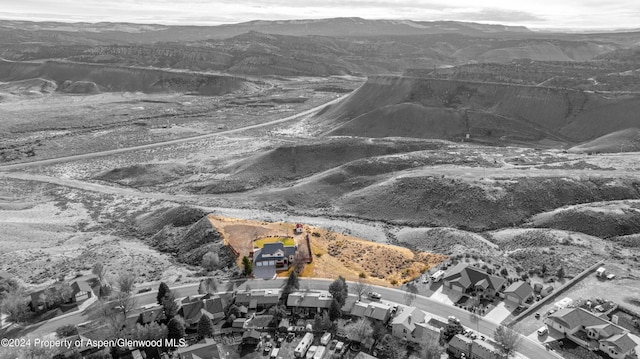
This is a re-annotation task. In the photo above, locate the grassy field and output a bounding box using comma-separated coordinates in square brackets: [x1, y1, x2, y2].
[254, 236, 295, 248]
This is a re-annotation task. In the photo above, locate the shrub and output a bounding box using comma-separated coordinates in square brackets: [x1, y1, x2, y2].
[56, 324, 78, 338]
[359, 272, 367, 278]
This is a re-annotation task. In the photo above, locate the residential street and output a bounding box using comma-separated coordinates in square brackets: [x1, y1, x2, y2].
[19, 278, 561, 359]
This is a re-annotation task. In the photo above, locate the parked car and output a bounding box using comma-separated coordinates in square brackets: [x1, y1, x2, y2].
[368, 292, 382, 300]
[286, 333, 295, 342]
[537, 326, 548, 336]
[329, 340, 338, 350]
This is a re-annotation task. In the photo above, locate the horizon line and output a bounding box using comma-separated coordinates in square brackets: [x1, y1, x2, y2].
[1, 16, 639, 34]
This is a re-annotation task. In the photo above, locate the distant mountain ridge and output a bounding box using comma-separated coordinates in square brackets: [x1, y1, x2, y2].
[0, 17, 532, 43]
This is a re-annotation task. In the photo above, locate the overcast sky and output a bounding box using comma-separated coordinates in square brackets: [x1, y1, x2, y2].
[1, 0, 638, 31]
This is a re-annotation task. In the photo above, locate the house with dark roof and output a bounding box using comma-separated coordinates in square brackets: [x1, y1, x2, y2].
[503, 281, 533, 305]
[70, 279, 93, 303]
[545, 307, 636, 359]
[178, 295, 227, 329]
[442, 264, 506, 298]
[252, 242, 297, 279]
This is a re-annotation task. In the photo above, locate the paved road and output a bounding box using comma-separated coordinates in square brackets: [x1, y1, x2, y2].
[0, 91, 353, 171]
[24, 279, 560, 359]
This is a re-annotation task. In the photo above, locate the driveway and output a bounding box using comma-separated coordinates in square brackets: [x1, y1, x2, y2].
[526, 325, 564, 344]
[429, 285, 462, 305]
[485, 301, 513, 324]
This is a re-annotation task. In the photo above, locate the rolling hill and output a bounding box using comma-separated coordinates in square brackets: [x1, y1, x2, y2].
[569, 128, 640, 153]
[316, 75, 640, 145]
[0, 59, 249, 95]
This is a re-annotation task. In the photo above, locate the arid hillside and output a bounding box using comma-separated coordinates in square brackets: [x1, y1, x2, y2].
[316, 75, 640, 145]
[569, 128, 640, 153]
[0, 60, 249, 95]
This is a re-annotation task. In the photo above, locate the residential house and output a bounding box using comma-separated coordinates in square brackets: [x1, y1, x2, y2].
[391, 306, 440, 344]
[447, 334, 500, 359]
[235, 289, 280, 311]
[138, 306, 164, 326]
[175, 338, 219, 359]
[442, 264, 506, 298]
[350, 301, 392, 324]
[253, 242, 297, 279]
[503, 281, 533, 306]
[70, 279, 93, 302]
[391, 306, 426, 341]
[287, 291, 333, 314]
[178, 295, 227, 329]
[470, 339, 500, 359]
[448, 334, 473, 358]
[546, 307, 636, 359]
[242, 329, 262, 345]
[28, 278, 94, 311]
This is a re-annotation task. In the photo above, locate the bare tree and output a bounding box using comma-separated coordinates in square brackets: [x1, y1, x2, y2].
[344, 317, 373, 343]
[293, 250, 308, 274]
[0, 289, 28, 323]
[198, 278, 218, 295]
[494, 325, 522, 358]
[113, 292, 137, 319]
[353, 277, 370, 301]
[404, 282, 418, 306]
[116, 272, 137, 294]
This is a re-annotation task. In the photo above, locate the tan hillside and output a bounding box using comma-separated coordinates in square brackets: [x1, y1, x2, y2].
[207, 215, 446, 287]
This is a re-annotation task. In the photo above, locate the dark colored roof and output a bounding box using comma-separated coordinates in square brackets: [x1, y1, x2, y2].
[504, 281, 533, 300]
[203, 296, 224, 314]
[255, 242, 296, 262]
[180, 301, 204, 324]
[70, 280, 93, 295]
[443, 263, 506, 292]
[255, 242, 285, 262]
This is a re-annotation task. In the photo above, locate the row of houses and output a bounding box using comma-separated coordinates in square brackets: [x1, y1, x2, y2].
[545, 307, 639, 359]
[126, 293, 227, 331]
